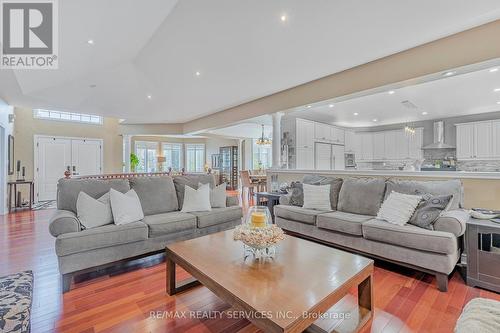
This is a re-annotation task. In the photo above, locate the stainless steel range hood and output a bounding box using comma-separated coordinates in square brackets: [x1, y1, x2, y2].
[422, 121, 455, 149]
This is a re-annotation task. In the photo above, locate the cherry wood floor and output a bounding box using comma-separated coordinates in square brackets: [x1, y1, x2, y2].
[1, 204, 500, 333]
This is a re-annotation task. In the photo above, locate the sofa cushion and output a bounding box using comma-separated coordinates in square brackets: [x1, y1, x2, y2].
[274, 205, 326, 225]
[191, 206, 242, 228]
[317, 211, 374, 236]
[129, 176, 178, 215]
[57, 178, 130, 214]
[385, 178, 463, 209]
[55, 222, 148, 256]
[142, 212, 197, 237]
[362, 219, 457, 255]
[289, 176, 343, 209]
[337, 177, 386, 216]
[173, 174, 216, 209]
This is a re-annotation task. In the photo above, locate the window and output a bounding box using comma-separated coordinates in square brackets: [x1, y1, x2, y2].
[161, 143, 183, 171]
[185, 144, 205, 172]
[135, 141, 158, 173]
[252, 140, 272, 170]
[33, 109, 103, 124]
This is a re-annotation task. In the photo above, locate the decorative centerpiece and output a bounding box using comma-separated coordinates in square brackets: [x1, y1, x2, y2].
[233, 206, 285, 259]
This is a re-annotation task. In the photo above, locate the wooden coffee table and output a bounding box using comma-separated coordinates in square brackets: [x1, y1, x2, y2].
[166, 230, 374, 333]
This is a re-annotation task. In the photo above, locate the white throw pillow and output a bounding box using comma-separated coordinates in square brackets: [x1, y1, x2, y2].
[202, 182, 227, 208]
[109, 189, 144, 225]
[181, 183, 212, 212]
[76, 191, 113, 229]
[302, 183, 332, 211]
[377, 191, 422, 226]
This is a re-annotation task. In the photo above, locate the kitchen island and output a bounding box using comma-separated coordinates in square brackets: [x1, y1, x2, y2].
[268, 169, 500, 210]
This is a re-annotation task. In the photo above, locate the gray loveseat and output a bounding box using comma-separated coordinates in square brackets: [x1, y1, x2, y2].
[275, 176, 469, 292]
[49, 174, 242, 292]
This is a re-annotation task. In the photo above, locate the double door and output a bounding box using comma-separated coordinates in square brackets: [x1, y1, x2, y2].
[315, 143, 345, 170]
[35, 136, 103, 201]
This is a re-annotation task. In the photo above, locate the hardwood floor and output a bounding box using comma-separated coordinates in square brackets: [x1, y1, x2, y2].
[1, 206, 500, 333]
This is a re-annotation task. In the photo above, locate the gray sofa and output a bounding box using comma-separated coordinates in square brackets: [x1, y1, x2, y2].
[275, 176, 469, 292]
[49, 174, 242, 292]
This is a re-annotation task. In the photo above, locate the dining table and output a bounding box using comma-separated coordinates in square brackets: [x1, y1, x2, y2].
[249, 173, 267, 192]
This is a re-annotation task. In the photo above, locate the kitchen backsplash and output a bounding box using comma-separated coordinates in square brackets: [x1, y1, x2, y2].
[457, 160, 500, 172]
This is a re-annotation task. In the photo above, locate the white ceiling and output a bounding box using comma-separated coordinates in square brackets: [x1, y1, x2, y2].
[208, 122, 272, 139]
[287, 66, 500, 127]
[1, 1, 500, 125]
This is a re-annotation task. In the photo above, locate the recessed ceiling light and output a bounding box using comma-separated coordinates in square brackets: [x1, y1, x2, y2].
[195, 71, 201, 76]
[353, 112, 359, 116]
[422, 111, 428, 115]
[147, 95, 152, 99]
[490, 68, 499, 73]
[372, 118, 378, 122]
[328, 104, 334, 108]
[306, 105, 311, 108]
[388, 90, 395, 95]
[443, 71, 455, 77]
[87, 39, 94, 45]
[497, 101, 500, 105]
[494, 88, 500, 92]
[280, 15, 287, 22]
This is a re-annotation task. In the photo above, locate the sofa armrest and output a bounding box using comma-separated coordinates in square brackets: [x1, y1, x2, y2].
[279, 193, 293, 206]
[433, 209, 469, 237]
[226, 195, 239, 207]
[49, 210, 81, 237]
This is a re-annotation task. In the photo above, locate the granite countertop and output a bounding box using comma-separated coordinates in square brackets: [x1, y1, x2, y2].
[268, 168, 500, 180]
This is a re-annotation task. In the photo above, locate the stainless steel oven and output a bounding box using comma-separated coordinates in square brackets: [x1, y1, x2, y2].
[345, 153, 356, 169]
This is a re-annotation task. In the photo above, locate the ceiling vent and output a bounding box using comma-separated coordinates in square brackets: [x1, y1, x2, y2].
[401, 100, 418, 109]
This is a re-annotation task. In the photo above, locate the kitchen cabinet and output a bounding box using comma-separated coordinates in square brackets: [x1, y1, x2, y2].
[296, 118, 315, 149]
[395, 130, 409, 159]
[474, 122, 492, 159]
[296, 147, 314, 169]
[345, 131, 355, 152]
[360, 133, 374, 161]
[372, 132, 385, 160]
[408, 128, 424, 159]
[314, 122, 331, 142]
[492, 121, 500, 158]
[331, 127, 345, 144]
[456, 124, 474, 159]
[384, 131, 397, 160]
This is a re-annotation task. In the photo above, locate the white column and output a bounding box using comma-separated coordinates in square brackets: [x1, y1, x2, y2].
[272, 112, 283, 168]
[123, 135, 132, 172]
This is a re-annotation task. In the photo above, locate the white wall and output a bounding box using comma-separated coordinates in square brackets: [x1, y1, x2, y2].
[0, 101, 14, 215]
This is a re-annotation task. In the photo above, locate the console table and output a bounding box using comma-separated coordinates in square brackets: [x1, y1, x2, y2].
[7, 181, 34, 213]
[466, 218, 500, 293]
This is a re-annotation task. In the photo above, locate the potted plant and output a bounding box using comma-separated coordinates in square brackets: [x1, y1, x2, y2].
[130, 153, 139, 172]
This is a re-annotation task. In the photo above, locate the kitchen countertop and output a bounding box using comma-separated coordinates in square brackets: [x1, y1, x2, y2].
[267, 168, 500, 180]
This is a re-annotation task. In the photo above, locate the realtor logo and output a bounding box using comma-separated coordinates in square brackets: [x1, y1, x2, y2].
[1, 0, 58, 69]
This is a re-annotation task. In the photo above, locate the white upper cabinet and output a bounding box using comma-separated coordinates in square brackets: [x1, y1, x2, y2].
[384, 131, 398, 160]
[372, 132, 385, 160]
[456, 124, 474, 159]
[395, 130, 409, 159]
[296, 118, 315, 149]
[408, 128, 423, 159]
[344, 131, 355, 152]
[331, 127, 345, 144]
[360, 133, 374, 161]
[456, 120, 500, 160]
[314, 122, 331, 142]
[474, 122, 492, 159]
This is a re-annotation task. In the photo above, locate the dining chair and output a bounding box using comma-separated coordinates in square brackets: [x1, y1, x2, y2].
[240, 170, 259, 204]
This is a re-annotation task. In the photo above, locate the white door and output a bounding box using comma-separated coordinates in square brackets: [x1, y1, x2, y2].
[384, 131, 397, 160]
[296, 119, 315, 149]
[456, 124, 474, 159]
[315, 143, 332, 170]
[332, 144, 345, 170]
[36, 137, 72, 201]
[71, 139, 102, 176]
[474, 122, 492, 159]
[372, 132, 385, 160]
[296, 147, 314, 169]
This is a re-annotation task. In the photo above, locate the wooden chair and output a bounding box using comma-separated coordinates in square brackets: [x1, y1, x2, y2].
[240, 170, 260, 204]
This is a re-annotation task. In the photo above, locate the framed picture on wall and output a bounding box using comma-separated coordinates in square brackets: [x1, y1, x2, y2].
[8, 135, 14, 175]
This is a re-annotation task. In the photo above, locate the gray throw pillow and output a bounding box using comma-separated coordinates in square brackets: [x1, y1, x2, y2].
[200, 182, 227, 208]
[289, 176, 343, 210]
[408, 194, 452, 230]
